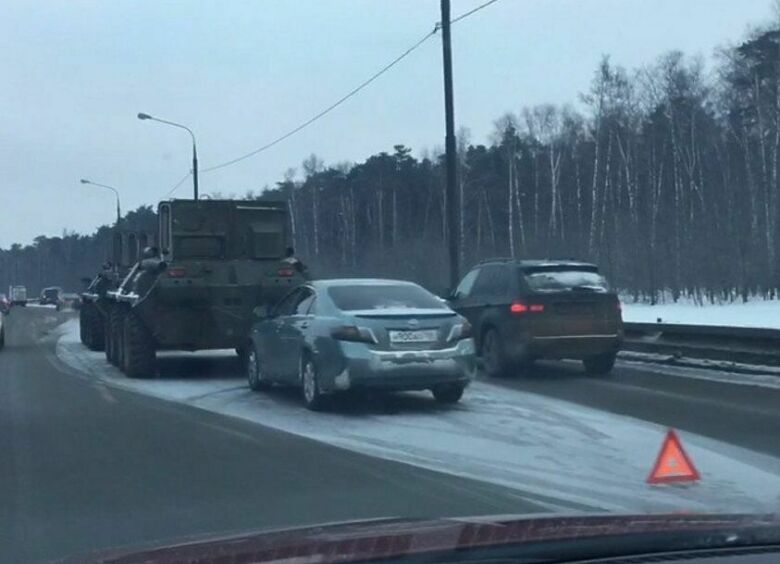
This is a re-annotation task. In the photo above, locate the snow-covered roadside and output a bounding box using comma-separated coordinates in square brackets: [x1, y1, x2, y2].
[623, 298, 780, 329]
[55, 319, 780, 514]
[617, 353, 780, 389]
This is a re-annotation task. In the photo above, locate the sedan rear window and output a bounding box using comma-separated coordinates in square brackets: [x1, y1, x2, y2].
[522, 268, 609, 293]
[328, 284, 448, 311]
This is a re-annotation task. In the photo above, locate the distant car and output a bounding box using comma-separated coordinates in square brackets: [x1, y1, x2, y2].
[447, 259, 623, 377]
[0, 307, 4, 349]
[39, 286, 63, 307]
[245, 279, 476, 410]
[9, 285, 27, 306]
[0, 293, 9, 314]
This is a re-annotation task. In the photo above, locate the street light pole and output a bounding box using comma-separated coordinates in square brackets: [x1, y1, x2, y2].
[440, 0, 460, 291]
[80, 179, 121, 224]
[137, 113, 199, 200]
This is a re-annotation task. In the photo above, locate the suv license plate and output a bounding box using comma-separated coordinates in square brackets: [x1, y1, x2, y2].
[389, 329, 438, 343]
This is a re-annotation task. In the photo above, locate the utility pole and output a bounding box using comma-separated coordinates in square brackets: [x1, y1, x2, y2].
[440, 0, 460, 290]
[192, 142, 199, 201]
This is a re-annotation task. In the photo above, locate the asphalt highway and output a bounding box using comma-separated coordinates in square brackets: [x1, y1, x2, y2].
[496, 359, 780, 459]
[0, 308, 543, 563]
[2, 307, 778, 562]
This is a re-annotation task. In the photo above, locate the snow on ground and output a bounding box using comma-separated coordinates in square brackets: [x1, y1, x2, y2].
[55, 319, 780, 514]
[623, 298, 780, 329]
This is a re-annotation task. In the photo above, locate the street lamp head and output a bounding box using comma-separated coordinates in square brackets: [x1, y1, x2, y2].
[137, 112, 153, 120]
[80, 179, 90, 184]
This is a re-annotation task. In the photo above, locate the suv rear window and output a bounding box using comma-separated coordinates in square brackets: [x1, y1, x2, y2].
[328, 284, 448, 311]
[522, 268, 609, 293]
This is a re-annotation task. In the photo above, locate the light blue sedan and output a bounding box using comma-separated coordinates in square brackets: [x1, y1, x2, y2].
[245, 279, 476, 410]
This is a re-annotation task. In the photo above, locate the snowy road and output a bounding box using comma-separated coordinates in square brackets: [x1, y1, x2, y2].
[55, 318, 780, 514]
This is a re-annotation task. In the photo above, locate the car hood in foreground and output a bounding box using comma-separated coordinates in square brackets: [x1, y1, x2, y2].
[61, 513, 780, 564]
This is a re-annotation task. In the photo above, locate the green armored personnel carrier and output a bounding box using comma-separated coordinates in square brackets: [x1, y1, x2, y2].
[105, 199, 305, 377]
[80, 230, 152, 351]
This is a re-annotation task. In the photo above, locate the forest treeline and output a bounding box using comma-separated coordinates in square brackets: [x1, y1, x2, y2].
[3, 22, 780, 303]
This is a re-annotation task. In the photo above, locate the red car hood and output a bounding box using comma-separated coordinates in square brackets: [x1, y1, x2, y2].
[61, 513, 780, 564]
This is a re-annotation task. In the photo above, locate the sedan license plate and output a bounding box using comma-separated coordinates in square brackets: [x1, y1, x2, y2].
[389, 329, 438, 343]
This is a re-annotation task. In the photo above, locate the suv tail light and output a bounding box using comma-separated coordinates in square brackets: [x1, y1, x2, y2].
[510, 301, 544, 314]
[167, 267, 187, 278]
[277, 267, 295, 277]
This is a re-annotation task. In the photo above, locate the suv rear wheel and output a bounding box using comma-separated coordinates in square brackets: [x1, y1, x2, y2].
[432, 384, 464, 404]
[583, 352, 616, 375]
[481, 328, 510, 378]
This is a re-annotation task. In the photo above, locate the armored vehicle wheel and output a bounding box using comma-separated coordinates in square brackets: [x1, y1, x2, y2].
[87, 308, 105, 352]
[123, 313, 156, 378]
[82, 305, 105, 352]
[105, 306, 123, 366]
[79, 307, 89, 345]
[104, 307, 114, 363]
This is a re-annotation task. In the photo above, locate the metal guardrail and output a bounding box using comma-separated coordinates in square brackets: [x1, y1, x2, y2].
[622, 321, 780, 368]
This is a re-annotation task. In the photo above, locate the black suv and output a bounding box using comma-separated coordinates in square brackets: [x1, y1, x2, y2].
[447, 259, 623, 377]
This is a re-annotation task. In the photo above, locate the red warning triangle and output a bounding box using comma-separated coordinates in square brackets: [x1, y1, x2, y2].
[647, 429, 700, 484]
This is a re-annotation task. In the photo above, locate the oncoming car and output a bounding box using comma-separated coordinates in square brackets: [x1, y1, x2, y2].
[448, 259, 623, 377]
[245, 279, 476, 410]
[39, 286, 63, 308]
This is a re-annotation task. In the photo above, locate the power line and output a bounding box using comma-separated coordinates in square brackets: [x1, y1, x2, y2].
[166, 171, 192, 198]
[196, 0, 503, 176]
[451, 0, 502, 24]
[201, 27, 439, 173]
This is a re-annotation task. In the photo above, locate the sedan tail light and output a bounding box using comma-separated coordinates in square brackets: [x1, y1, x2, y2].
[277, 267, 295, 277]
[446, 321, 472, 342]
[167, 267, 187, 278]
[331, 325, 378, 344]
[510, 301, 544, 314]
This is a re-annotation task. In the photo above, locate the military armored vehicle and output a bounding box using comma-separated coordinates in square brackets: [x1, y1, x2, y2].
[80, 230, 152, 351]
[105, 199, 304, 378]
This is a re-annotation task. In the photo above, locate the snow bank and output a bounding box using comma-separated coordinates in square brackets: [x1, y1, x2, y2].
[623, 298, 780, 329]
[55, 319, 780, 514]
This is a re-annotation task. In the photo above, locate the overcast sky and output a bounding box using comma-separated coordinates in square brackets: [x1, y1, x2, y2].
[0, 0, 774, 248]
